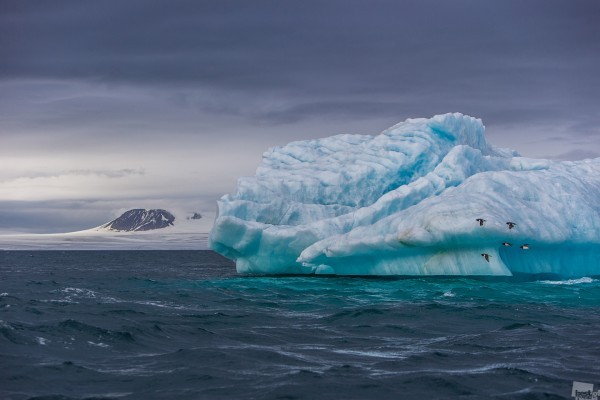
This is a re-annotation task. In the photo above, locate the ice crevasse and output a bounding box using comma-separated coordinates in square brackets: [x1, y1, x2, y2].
[210, 113, 600, 277]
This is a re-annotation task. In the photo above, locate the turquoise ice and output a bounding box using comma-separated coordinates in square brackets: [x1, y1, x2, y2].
[210, 113, 600, 277]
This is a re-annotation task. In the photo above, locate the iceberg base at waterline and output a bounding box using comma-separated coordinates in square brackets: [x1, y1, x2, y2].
[209, 113, 600, 277]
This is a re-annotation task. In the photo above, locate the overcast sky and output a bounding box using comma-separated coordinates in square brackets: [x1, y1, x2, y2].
[1, 0, 599, 233]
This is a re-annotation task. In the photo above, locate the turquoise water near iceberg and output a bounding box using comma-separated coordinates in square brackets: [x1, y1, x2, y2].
[1, 251, 599, 399]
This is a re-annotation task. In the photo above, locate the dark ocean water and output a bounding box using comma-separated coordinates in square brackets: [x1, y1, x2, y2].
[1, 251, 599, 400]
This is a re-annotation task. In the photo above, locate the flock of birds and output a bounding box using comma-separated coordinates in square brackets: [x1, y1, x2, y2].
[476, 218, 530, 262]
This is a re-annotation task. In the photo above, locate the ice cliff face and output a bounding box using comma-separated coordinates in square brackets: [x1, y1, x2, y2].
[210, 113, 600, 277]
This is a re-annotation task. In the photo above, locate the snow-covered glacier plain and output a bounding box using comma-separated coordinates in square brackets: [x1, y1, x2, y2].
[210, 113, 600, 277]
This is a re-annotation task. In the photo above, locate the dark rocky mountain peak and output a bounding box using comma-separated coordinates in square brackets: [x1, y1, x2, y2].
[101, 209, 175, 232]
[188, 212, 203, 220]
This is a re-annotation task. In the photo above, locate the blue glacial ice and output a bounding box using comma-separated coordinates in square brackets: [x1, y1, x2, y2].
[210, 113, 600, 277]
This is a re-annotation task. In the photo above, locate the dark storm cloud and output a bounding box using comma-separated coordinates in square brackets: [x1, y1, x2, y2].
[1, 0, 599, 143]
[1, 0, 599, 145]
[2, 0, 599, 110]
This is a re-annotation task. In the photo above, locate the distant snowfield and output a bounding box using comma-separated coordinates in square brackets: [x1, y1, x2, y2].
[0, 213, 214, 250]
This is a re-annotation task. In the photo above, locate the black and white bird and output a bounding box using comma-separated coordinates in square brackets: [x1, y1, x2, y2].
[502, 242, 512, 247]
[506, 222, 517, 229]
[476, 218, 486, 226]
[520, 244, 530, 250]
[481, 253, 491, 262]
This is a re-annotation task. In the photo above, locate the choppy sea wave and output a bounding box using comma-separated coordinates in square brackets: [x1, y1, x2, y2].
[1, 251, 599, 399]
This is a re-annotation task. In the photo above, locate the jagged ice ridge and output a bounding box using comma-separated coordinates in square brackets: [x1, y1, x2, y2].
[210, 113, 600, 277]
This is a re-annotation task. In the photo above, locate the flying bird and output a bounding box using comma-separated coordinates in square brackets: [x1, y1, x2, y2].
[502, 242, 512, 247]
[476, 218, 486, 226]
[520, 244, 530, 250]
[481, 253, 491, 262]
[506, 222, 517, 229]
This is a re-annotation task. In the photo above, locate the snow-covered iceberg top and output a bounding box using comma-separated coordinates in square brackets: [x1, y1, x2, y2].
[210, 113, 600, 277]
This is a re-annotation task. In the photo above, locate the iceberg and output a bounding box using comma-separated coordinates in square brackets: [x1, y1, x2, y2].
[210, 113, 600, 277]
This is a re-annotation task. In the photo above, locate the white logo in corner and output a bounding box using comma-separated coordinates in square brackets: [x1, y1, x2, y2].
[572, 381, 598, 400]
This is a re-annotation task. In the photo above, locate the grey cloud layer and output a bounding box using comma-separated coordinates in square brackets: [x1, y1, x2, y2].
[2, 0, 599, 132]
[1, 168, 145, 182]
[3, 1, 599, 95]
